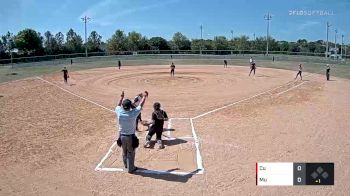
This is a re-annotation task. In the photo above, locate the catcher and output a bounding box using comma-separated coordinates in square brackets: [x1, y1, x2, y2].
[142, 102, 168, 149]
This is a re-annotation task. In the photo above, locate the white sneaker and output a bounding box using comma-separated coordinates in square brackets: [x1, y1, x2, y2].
[144, 140, 150, 148]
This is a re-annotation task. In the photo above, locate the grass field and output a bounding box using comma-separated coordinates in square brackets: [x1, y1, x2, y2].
[1, 54, 350, 83]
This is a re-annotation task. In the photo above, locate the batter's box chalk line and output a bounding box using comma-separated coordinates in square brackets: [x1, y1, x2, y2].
[95, 118, 205, 176]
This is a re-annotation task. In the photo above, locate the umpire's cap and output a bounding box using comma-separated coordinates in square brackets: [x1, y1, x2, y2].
[122, 99, 132, 110]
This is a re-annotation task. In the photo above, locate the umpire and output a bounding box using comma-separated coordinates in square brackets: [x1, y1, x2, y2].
[115, 90, 148, 173]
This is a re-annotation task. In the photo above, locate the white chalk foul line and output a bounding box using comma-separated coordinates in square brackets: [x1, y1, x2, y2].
[190, 118, 204, 174]
[171, 117, 191, 120]
[36, 77, 114, 113]
[95, 141, 117, 170]
[275, 81, 307, 96]
[192, 81, 293, 120]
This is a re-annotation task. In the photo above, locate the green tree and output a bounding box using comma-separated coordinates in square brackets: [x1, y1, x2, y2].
[190, 39, 202, 50]
[14, 28, 43, 55]
[314, 44, 326, 54]
[269, 37, 279, 51]
[278, 41, 289, 51]
[232, 36, 250, 50]
[203, 40, 214, 50]
[54, 32, 65, 53]
[213, 36, 230, 50]
[126, 31, 142, 51]
[148, 37, 170, 50]
[138, 37, 150, 50]
[308, 42, 317, 53]
[253, 36, 267, 51]
[65, 28, 83, 53]
[0, 38, 5, 58]
[107, 30, 127, 52]
[172, 32, 191, 50]
[43, 31, 58, 55]
[87, 31, 102, 52]
[296, 39, 309, 52]
[0, 32, 15, 58]
[288, 42, 300, 52]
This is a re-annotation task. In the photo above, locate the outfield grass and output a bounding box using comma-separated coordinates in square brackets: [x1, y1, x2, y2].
[1, 55, 349, 83]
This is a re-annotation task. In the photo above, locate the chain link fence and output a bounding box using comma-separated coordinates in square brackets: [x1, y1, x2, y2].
[0, 50, 348, 67]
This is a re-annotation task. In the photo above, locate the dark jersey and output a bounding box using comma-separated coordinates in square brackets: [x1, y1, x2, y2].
[171, 64, 175, 70]
[150, 110, 168, 131]
[62, 69, 68, 77]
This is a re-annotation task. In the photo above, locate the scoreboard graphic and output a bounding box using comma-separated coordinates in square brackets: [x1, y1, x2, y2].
[256, 162, 334, 186]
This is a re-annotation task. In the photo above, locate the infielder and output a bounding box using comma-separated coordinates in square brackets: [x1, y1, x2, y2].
[224, 60, 228, 68]
[170, 62, 175, 77]
[295, 63, 303, 80]
[62, 67, 69, 84]
[249, 58, 256, 76]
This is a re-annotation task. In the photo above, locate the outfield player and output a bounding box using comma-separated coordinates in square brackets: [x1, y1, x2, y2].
[249, 59, 256, 76]
[143, 102, 168, 149]
[118, 60, 122, 70]
[170, 62, 175, 77]
[224, 60, 228, 68]
[295, 63, 303, 80]
[62, 67, 69, 84]
[326, 64, 331, 81]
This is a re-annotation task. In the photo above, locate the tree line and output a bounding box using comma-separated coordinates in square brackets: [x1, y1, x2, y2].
[0, 28, 348, 59]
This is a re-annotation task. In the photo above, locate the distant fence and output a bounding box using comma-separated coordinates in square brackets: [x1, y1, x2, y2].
[0, 50, 348, 67]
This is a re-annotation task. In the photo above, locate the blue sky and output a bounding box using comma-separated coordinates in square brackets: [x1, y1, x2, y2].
[1, 0, 349, 43]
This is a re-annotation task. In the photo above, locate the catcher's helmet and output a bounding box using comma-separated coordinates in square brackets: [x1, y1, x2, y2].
[153, 102, 161, 110]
